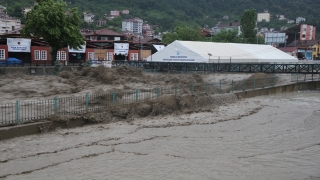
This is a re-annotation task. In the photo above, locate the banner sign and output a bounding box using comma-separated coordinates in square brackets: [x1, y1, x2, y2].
[68, 44, 86, 53]
[7, 38, 31, 52]
[153, 45, 165, 51]
[114, 43, 129, 55]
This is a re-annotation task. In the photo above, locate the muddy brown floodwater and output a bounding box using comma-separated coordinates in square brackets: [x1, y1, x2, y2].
[0, 91, 319, 180]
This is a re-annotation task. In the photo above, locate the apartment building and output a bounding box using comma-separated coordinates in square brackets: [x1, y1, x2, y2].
[122, 18, 143, 34]
[300, 24, 316, 40]
[257, 12, 270, 22]
[0, 14, 21, 35]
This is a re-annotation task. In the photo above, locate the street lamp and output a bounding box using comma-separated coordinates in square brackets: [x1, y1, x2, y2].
[210, 30, 213, 42]
[208, 53, 212, 63]
[295, 32, 300, 57]
[150, 34, 153, 62]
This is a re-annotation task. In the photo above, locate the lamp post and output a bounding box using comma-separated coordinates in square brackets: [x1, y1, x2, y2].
[150, 34, 153, 62]
[139, 35, 141, 61]
[284, 35, 288, 53]
[295, 32, 300, 57]
[208, 53, 212, 63]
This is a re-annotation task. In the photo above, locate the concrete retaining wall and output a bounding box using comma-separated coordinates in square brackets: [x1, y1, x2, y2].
[235, 81, 320, 98]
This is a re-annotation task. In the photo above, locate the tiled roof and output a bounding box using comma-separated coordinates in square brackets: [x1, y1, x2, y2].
[287, 40, 320, 47]
[84, 28, 124, 36]
[216, 22, 240, 28]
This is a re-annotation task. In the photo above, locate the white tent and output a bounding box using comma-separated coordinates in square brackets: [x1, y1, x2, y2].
[146, 40, 298, 63]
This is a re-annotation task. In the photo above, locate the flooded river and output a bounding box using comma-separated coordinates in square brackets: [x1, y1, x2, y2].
[0, 92, 319, 180]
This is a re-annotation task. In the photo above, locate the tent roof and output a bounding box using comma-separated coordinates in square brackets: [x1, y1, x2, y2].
[147, 40, 298, 63]
[176, 40, 297, 60]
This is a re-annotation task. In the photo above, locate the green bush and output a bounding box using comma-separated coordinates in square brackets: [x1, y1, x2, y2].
[53, 60, 62, 75]
[83, 60, 92, 67]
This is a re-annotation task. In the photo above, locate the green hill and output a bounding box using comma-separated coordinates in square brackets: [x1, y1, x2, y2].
[4, 0, 320, 34]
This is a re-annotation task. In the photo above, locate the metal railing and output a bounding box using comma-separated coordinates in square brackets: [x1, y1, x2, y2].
[0, 76, 279, 126]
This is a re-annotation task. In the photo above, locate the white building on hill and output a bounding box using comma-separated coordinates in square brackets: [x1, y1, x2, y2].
[0, 14, 21, 35]
[122, 18, 143, 34]
[84, 12, 95, 23]
[257, 12, 270, 22]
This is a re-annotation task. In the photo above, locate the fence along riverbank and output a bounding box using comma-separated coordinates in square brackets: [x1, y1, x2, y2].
[1, 76, 278, 126]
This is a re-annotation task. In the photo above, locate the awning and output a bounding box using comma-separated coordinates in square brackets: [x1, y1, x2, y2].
[68, 44, 86, 53]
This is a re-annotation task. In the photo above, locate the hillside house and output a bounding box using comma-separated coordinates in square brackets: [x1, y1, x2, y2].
[110, 10, 120, 16]
[214, 22, 241, 35]
[279, 15, 286, 20]
[0, 14, 21, 35]
[257, 12, 270, 22]
[96, 19, 106, 27]
[296, 17, 306, 24]
[84, 28, 125, 41]
[121, 10, 129, 14]
[0, 5, 6, 13]
[84, 12, 94, 23]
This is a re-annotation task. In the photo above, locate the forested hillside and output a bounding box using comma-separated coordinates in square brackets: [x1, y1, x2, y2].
[4, 0, 320, 32]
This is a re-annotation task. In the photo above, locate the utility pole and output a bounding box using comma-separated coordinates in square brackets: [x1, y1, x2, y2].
[295, 32, 300, 57]
[139, 35, 141, 61]
[151, 34, 153, 62]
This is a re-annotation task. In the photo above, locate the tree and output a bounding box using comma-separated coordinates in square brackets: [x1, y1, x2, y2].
[211, 29, 242, 43]
[21, 0, 85, 64]
[240, 8, 257, 44]
[162, 25, 204, 44]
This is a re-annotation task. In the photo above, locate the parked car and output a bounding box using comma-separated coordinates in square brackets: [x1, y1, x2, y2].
[0, 58, 22, 66]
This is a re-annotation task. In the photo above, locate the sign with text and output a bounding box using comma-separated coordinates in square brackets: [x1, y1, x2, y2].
[163, 55, 195, 62]
[68, 44, 86, 53]
[7, 38, 31, 52]
[114, 43, 129, 55]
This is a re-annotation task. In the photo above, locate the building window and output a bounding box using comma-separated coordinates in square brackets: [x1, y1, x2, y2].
[61, 51, 66, 60]
[56, 51, 60, 60]
[0, 49, 5, 59]
[114, 37, 120, 41]
[101, 37, 108, 40]
[130, 53, 134, 60]
[88, 52, 94, 60]
[35, 50, 40, 60]
[41, 50, 47, 60]
[134, 53, 138, 60]
[108, 53, 113, 60]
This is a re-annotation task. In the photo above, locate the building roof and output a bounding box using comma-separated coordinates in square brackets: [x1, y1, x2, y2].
[84, 28, 124, 36]
[146, 40, 298, 63]
[216, 22, 241, 28]
[287, 40, 320, 47]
